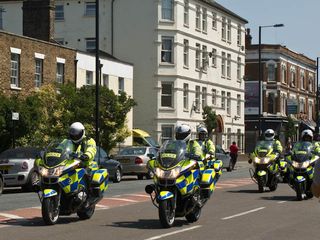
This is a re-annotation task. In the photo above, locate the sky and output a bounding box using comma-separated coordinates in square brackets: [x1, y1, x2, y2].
[216, 0, 320, 60]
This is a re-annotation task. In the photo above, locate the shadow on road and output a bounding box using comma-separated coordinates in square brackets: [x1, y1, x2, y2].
[227, 189, 261, 194]
[0, 216, 80, 227]
[105, 219, 187, 229]
[260, 195, 297, 201]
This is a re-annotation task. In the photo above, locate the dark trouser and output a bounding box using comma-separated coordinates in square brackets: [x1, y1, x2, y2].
[230, 153, 238, 169]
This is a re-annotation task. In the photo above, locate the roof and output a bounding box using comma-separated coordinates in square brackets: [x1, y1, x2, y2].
[201, 0, 248, 24]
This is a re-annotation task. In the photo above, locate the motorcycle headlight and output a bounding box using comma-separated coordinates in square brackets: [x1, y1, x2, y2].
[292, 161, 310, 169]
[39, 166, 64, 177]
[254, 157, 270, 164]
[155, 167, 181, 179]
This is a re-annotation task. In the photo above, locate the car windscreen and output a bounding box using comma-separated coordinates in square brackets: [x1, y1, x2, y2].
[119, 147, 147, 155]
[0, 148, 39, 160]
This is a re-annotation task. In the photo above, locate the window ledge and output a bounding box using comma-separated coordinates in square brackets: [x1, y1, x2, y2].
[160, 107, 175, 111]
[183, 65, 189, 70]
[10, 85, 22, 90]
[183, 23, 189, 28]
[159, 62, 175, 67]
[159, 19, 175, 25]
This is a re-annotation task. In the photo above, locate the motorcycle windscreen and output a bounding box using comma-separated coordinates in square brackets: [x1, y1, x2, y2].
[44, 139, 75, 167]
[158, 140, 187, 168]
[292, 141, 313, 163]
[254, 140, 273, 157]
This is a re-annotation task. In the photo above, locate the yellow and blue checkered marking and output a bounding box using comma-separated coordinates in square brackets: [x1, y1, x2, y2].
[295, 176, 306, 183]
[158, 191, 174, 200]
[92, 169, 109, 193]
[176, 169, 200, 196]
[59, 168, 86, 194]
[43, 189, 57, 198]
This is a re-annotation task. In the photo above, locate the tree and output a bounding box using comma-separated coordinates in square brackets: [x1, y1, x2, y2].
[285, 116, 296, 139]
[202, 106, 217, 138]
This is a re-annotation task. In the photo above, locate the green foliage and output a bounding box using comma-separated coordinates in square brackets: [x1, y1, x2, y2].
[285, 116, 296, 139]
[202, 106, 217, 138]
[0, 84, 136, 152]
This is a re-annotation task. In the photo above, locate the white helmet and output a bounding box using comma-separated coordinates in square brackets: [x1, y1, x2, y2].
[264, 129, 275, 141]
[69, 122, 85, 143]
[197, 126, 208, 140]
[301, 129, 313, 142]
[175, 124, 191, 142]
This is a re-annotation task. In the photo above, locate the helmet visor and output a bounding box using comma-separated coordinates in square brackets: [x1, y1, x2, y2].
[265, 133, 274, 138]
[69, 129, 84, 142]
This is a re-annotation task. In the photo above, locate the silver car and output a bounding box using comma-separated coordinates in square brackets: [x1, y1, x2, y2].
[114, 146, 158, 180]
[0, 147, 40, 191]
[215, 145, 233, 172]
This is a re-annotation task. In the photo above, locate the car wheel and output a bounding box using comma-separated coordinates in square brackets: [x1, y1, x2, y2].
[113, 168, 122, 183]
[22, 171, 38, 192]
[0, 177, 3, 195]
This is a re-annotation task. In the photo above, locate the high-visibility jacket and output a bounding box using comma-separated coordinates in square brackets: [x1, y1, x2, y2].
[198, 139, 215, 157]
[186, 139, 204, 160]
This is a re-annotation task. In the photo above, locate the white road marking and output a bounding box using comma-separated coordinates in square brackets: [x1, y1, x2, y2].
[221, 207, 266, 220]
[144, 225, 202, 240]
[126, 194, 149, 198]
[0, 213, 24, 219]
[277, 201, 287, 204]
[110, 197, 139, 203]
[96, 204, 110, 209]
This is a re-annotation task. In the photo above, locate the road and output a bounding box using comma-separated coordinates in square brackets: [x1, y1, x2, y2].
[0, 162, 319, 240]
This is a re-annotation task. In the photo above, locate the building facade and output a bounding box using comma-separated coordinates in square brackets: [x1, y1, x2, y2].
[245, 29, 317, 153]
[0, 0, 248, 151]
[0, 30, 76, 97]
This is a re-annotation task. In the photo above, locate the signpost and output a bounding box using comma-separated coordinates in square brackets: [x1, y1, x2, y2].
[12, 112, 19, 148]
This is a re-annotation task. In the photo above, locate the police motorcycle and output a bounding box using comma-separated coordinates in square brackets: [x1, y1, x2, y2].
[285, 141, 319, 200]
[249, 140, 280, 192]
[34, 139, 109, 225]
[145, 140, 216, 228]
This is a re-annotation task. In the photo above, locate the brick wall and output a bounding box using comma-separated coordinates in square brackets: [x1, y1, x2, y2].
[0, 31, 76, 97]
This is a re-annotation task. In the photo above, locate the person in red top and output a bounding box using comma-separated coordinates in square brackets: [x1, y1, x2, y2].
[229, 141, 239, 170]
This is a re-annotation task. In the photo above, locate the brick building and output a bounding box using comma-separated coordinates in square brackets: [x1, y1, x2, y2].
[0, 30, 76, 96]
[0, 0, 76, 96]
[245, 29, 317, 152]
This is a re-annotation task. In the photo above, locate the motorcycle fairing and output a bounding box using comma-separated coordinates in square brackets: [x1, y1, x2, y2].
[279, 160, 287, 172]
[213, 160, 223, 172]
[43, 189, 58, 198]
[200, 169, 216, 193]
[158, 191, 174, 200]
[91, 169, 109, 193]
[59, 168, 86, 194]
[176, 169, 200, 196]
[257, 170, 267, 176]
[295, 176, 306, 183]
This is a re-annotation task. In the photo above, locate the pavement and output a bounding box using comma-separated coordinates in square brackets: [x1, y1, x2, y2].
[237, 153, 250, 161]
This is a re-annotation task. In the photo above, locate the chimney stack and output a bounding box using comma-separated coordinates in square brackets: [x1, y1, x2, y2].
[245, 28, 252, 48]
[23, 0, 55, 42]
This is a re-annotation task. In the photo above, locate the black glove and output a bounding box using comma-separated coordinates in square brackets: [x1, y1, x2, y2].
[79, 154, 89, 161]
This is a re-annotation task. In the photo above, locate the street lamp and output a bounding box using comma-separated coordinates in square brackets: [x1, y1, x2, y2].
[316, 57, 319, 134]
[258, 24, 284, 139]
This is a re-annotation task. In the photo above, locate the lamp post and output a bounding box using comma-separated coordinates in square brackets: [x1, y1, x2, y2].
[316, 57, 319, 134]
[258, 24, 284, 139]
[95, 0, 100, 148]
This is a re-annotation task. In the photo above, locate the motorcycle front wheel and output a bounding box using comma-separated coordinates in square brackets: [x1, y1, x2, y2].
[295, 182, 304, 201]
[158, 199, 175, 228]
[257, 176, 265, 193]
[42, 197, 59, 225]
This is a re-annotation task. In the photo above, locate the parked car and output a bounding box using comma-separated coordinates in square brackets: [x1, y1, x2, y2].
[215, 145, 233, 172]
[114, 146, 158, 180]
[0, 147, 40, 191]
[95, 147, 123, 183]
[0, 159, 14, 194]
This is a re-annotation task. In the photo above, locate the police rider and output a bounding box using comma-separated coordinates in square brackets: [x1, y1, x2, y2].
[175, 123, 203, 161]
[196, 126, 215, 160]
[264, 129, 283, 154]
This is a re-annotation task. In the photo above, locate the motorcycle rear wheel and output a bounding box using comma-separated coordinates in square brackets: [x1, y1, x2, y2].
[185, 205, 201, 223]
[77, 205, 95, 220]
[42, 197, 59, 225]
[158, 200, 175, 228]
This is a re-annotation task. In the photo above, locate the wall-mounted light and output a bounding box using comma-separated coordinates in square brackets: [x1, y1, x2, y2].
[233, 115, 240, 121]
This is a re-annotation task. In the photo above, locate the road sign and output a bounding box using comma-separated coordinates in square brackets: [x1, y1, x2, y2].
[12, 112, 19, 121]
[287, 99, 298, 114]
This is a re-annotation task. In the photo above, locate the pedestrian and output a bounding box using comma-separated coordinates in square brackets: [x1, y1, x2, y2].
[229, 141, 239, 170]
[285, 137, 292, 153]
